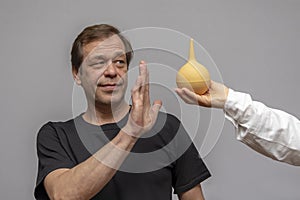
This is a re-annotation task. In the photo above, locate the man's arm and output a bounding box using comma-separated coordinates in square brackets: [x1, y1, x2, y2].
[44, 61, 162, 199]
[179, 185, 205, 200]
[176, 80, 300, 166]
[44, 131, 136, 199]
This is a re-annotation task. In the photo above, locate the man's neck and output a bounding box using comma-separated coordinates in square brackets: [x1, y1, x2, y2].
[83, 100, 130, 126]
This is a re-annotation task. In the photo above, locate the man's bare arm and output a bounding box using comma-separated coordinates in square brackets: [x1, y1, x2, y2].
[44, 131, 136, 200]
[179, 185, 205, 200]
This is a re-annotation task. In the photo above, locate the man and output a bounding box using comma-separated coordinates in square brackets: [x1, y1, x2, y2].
[176, 80, 300, 166]
[34, 24, 211, 200]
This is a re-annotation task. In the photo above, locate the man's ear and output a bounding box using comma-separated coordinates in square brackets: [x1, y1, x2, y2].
[72, 66, 81, 85]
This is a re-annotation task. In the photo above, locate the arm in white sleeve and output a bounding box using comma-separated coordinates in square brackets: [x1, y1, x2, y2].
[224, 89, 300, 166]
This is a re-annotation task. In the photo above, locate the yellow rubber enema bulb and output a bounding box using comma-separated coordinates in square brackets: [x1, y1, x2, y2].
[176, 39, 211, 95]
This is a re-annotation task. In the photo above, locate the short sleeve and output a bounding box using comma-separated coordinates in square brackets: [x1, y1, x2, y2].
[172, 126, 211, 194]
[34, 122, 75, 199]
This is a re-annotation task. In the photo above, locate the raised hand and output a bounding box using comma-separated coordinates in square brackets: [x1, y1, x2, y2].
[123, 61, 162, 137]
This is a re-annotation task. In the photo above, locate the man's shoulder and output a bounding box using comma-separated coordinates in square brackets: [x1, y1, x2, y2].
[157, 111, 181, 127]
[37, 117, 78, 139]
[41, 117, 76, 129]
[152, 111, 184, 139]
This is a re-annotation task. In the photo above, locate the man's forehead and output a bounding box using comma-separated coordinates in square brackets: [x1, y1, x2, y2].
[83, 35, 126, 57]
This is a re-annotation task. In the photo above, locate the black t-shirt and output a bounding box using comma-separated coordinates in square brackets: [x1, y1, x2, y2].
[34, 111, 211, 200]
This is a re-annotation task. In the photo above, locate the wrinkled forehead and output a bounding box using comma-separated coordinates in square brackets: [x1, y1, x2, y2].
[83, 34, 126, 59]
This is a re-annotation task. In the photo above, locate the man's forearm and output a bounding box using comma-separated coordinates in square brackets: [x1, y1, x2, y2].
[44, 130, 137, 200]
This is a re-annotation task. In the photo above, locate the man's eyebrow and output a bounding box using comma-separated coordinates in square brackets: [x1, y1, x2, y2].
[88, 54, 106, 60]
[112, 51, 126, 58]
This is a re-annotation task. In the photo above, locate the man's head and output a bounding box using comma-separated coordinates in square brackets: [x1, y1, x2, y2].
[71, 24, 133, 74]
[71, 24, 133, 106]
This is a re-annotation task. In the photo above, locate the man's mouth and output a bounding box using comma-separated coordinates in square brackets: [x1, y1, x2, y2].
[98, 83, 122, 91]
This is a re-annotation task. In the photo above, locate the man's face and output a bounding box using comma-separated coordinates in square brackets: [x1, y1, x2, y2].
[74, 34, 128, 106]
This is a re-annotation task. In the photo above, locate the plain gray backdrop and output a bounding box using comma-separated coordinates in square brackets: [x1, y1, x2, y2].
[0, 0, 299, 199]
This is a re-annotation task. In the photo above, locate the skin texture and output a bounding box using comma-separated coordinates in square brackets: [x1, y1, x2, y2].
[175, 80, 229, 108]
[44, 34, 205, 199]
[179, 185, 204, 200]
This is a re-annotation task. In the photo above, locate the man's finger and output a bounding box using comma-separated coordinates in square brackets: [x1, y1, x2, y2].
[144, 63, 150, 106]
[153, 100, 162, 110]
[150, 100, 162, 121]
[139, 61, 147, 97]
[131, 76, 143, 101]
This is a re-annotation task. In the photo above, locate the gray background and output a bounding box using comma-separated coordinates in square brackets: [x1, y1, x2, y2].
[0, 0, 299, 199]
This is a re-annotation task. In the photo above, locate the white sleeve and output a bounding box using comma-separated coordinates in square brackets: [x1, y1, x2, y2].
[224, 89, 300, 166]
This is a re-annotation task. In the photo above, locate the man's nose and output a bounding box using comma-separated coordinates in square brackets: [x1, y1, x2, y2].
[104, 60, 117, 77]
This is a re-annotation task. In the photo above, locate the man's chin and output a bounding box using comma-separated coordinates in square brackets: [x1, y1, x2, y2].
[95, 96, 124, 106]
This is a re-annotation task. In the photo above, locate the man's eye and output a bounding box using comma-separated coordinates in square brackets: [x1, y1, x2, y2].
[91, 60, 105, 66]
[116, 60, 125, 64]
[114, 60, 126, 67]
